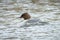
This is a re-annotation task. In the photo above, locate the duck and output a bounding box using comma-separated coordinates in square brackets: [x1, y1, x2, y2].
[19, 13, 49, 27]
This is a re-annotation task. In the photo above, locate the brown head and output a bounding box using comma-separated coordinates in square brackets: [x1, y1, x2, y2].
[20, 13, 31, 20]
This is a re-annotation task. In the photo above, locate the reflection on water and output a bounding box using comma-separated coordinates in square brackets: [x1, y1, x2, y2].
[0, 0, 60, 40]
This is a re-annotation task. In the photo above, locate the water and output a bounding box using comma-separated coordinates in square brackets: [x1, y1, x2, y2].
[0, 0, 60, 40]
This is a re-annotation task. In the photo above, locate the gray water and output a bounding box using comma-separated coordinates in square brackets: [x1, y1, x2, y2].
[0, 0, 60, 40]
